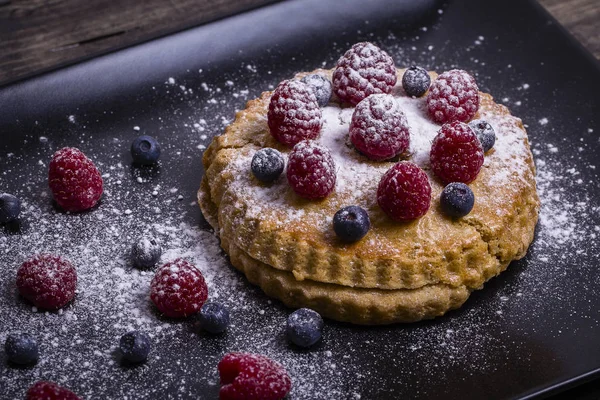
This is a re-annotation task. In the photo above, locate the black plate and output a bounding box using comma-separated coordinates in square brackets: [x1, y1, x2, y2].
[1, 0, 599, 399]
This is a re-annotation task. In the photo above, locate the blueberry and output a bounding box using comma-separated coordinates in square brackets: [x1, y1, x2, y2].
[119, 331, 151, 363]
[301, 74, 332, 107]
[131, 135, 161, 165]
[0, 193, 21, 224]
[469, 119, 496, 152]
[402, 66, 431, 97]
[440, 182, 475, 217]
[132, 236, 162, 269]
[5, 333, 38, 365]
[198, 302, 230, 334]
[333, 205, 370, 242]
[251, 148, 284, 183]
[286, 308, 323, 348]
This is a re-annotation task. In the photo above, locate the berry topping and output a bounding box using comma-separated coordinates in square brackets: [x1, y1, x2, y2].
[48, 147, 103, 212]
[300, 74, 333, 107]
[0, 193, 21, 224]
[430, 121, 484, 184]
[119, 331, 151, 363]
[469, 119, 496, 152]
[426, 69, 479, 123]
[5, 333, 39, 365]
[218, 353, 292, 400]
[333, 42, 397, 105]
[251, 148, 285, 183]
[377, 162, 431, 221]
[26, 381, 80, 400]
[286, 141, 336, 199]
[402, 66, 431, 97]
[198, 302, 230, 334]
[131, 135, 161, 165]
[440, 182, 475, 218]
[132, 236, 162, 269]
[150, 259, 208, 318]
[349, 94, 410, 161]
[286, 308, 324, 348]
[16, 254, 77, 310]
[267, 80, 322, 146]
[333, 205, 370, 242]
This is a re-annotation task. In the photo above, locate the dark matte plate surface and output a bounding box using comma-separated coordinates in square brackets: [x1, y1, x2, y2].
[1, 0, 599, 399]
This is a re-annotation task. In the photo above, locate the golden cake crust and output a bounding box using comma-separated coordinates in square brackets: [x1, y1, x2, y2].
[198, 68, 539, 324]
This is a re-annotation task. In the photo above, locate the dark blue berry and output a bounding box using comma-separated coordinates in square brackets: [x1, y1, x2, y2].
[301, 74, 332, 107]
[198, 302, 230, 334]
[131, 135, 161, 165]
[0, 193, 21, 224]
[333, 205, 370, 242]
[5, 333, 39, 365]
[286, 308, 323, 348]
[119, 331, 151, 363]
[132, 237, 162, 269]
[251, 148, 284, 183]
[402, 66, 431, 97]
[440, 182, 475, 217]
[469, 119, 496, 152]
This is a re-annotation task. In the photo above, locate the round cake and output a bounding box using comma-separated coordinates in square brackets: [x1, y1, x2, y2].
[198, 66, 539, 325]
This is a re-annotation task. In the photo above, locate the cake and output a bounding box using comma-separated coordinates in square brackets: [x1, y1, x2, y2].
[198, 47, 539, 324]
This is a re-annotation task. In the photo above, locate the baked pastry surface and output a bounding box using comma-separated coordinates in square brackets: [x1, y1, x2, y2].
[198, 69, 539, 324]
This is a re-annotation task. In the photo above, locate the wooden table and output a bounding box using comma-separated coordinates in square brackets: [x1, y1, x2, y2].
[0, 0, 598, 85]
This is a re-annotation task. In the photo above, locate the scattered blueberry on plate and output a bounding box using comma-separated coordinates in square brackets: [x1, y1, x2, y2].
[440, 182, 475, 217]
[131, 135, 161, 165]
[0, 193, 21, 224]
[198, 302, 230, 334]
[286, 308, 324, 348]
[119, 331, 151, 363]
[5, 333, 39, 365]
[131, 236, 162, 269]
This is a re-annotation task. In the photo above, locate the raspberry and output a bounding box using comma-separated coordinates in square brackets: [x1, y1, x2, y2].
[430, 121, 484, 184]
[426, 69, 479, 123]
[150, 259, 208, 318]
[26, 381, 80, 400]
[333, 42, 397, 105]
[218, 353, 292, 400]
[349, 94, 410, 161]
[48, 147, 103, 212]
[286, 141, 336, 199]
[16, 254, 77, 310]
[377, 162, 431, 220]
[267, 80, 322, 146]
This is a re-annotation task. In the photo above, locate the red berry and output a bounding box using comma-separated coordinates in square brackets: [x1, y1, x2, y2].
[267, 80, 322, 146]
[426, 69, 479, 123]
[48, 147, 103, 212]
[16, 254, 77, 310]
[218, 353, 292, 400]
[286, 141, 336, 199]
[430, 121, 484, 184]
[377, 162, 431, 220]
[150, 259, 208, 318]
[333, 42, 397, 105]
[26, 381, 81, 400]
[349, 94, 410, 161]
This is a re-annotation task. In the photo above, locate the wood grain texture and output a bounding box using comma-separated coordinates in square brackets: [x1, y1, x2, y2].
[0, 0, 598, 85]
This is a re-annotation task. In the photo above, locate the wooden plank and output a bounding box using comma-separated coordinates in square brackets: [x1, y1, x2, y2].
[0, 0, 598, 85]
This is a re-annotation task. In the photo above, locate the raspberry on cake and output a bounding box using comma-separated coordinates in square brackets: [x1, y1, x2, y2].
[286, 140, 336, 199]
[48, 147, 103, 212]
[430, 121, 484, 184]
[349, 93, 410, 161]
[427, 69, 479, 123]
[199, 59, 540, 324]
[218, 353, 291, 400]
[150, 258, 208, 318]
[332, 42, 397, 105]
[267, 79, 322, 146]
[16, 254, 77, 310]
